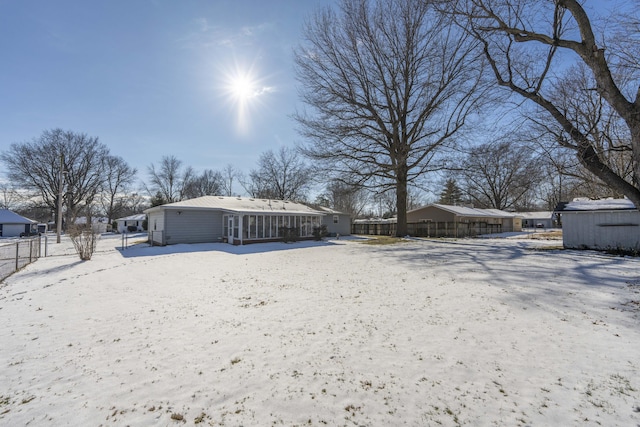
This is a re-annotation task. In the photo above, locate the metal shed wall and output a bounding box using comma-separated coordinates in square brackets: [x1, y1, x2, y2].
[562, 210, 640, 251]
[164, 209, 223, 244]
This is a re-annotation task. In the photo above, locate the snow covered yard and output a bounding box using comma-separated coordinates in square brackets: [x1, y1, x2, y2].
[1, 234, 639, 426]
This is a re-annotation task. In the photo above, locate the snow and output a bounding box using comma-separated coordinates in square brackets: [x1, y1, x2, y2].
[1, 234, 639, 426]
[565, 198, 636, 211]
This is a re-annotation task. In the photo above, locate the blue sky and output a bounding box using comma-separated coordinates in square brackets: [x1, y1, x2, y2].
[0, 0, 333, 184]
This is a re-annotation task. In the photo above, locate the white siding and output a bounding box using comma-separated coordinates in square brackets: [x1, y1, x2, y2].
[562, 210, 640, 251]
[148, 211, 165, 245]
[165, 210, 223, 244]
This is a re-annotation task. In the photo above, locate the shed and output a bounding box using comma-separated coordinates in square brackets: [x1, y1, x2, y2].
[0, 209, 36, 237]
[144, 196, 326, 245]
[555, 198, 639, 252]
[116, 214, 147, 233]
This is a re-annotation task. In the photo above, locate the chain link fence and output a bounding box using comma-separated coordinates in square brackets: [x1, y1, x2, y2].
[0, 236, 43, 282]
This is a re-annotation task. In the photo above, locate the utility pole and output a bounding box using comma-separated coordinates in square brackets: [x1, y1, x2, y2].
[56, 154, 66, 244]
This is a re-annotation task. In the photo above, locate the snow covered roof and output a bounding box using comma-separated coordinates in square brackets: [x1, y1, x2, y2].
[315, 206, 348, 215]
[517, 211, 554, 219]
[561, 198, 637, 211]
[0, 209, 35, 224]
[116, 214, 146, 222]
[144, 196, 325, 216]
[409, 204, 520, 218]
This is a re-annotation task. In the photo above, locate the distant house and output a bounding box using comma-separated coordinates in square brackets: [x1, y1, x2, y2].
[519, 211, 556, 229]
[352, 204, 522, 237]
[115, 214, 146, 233]
[74, 217, 111, 234]
[555, 198, 639, 252]
[0, 209, 36, 237]
[316, 207, 351, 237]
[406, 204, 522, 236]
[144, 196, 326, 245]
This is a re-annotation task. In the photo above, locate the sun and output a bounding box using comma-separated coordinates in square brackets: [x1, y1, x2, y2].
[228, 74, 258, 101]
[219, 63, 274, 134]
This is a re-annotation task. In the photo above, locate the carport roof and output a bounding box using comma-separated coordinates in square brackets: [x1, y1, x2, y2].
[144, 196, 325, 215]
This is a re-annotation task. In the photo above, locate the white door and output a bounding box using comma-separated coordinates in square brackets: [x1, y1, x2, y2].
[228, 217, 234, 244]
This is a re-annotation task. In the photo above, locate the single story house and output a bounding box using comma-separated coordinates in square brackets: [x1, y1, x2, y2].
[74, 216, 111, 234]
[519, 211, 556, 229]
[0, 209, 36, 237]
[406, 204, 522, 236]
[555, 198, 639, 252]
[115, 214, 147, 233]
[316, 206, 351, 237]
[144, 196, 327, 245]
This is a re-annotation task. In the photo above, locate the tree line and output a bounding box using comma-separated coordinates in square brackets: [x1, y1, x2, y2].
[2, 0, 638, 237]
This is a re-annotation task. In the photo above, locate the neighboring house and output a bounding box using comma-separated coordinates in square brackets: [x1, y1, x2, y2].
[0, 209, 36, 237]
[555, 198, 639, 252]
[316, 206, 351, 236]
[519, 211, 556, 229]
[116, 214, 146, 233]
[144, 196, 326, 245]
[74, 217, 111, 234]
[406, 204, 522, 235]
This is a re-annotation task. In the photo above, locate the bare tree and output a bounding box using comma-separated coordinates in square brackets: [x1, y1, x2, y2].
[0, 183, 20, 210]
[243, 147, 311, 201]
[221, 164, 238, 196]
[295, 0, 487, 236]
[183, 169, 224, 199]
[100, 155, 138, 224]
[145, 155, 194, 203]
[450, 0, 640, 206]
[315, 180, 370, 218]
[1, 129, 108, 231]
[459, 140, 543, 210]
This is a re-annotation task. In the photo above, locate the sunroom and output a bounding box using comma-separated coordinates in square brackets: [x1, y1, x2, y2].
[145, 196, 325, 246]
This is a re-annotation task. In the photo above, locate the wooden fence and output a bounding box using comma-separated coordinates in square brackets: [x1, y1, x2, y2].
[352, 221, 510, 238]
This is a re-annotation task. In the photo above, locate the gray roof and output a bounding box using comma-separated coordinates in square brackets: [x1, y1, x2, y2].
[144, 196, 325, 216]
[409, 204, 520, 218]
[0, 209, 35, 224]
[116, 214, 147, 221]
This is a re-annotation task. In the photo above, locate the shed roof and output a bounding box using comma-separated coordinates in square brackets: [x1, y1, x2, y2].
[409, 204, 520, 218]
[559, 198, 637, 211]
[0, 209, 35, 224]
[144, 196, 325, 216]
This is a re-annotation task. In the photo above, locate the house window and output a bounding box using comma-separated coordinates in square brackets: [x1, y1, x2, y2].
[333, 215, 339, 224]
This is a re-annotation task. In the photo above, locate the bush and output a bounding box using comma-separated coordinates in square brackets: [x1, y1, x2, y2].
[312, 224, 328, 241]
[67, 225, 98, 260]
[280, 227, 299, 243]
[127, 225, 137, 233]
